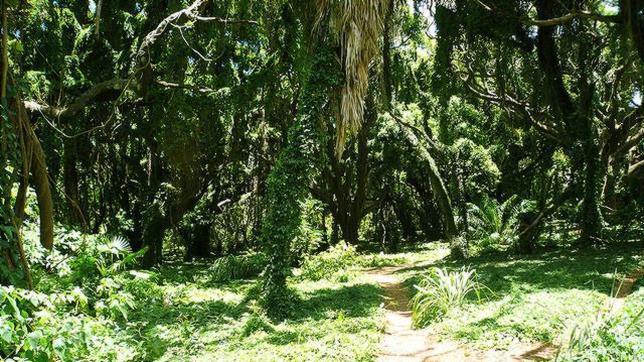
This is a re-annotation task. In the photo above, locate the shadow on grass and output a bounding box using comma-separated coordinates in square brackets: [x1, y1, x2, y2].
[291, 283, 382, 321]
[398, 242, 644, 299]
[126, 297, 246, 360]
[246, 283, 383, 347]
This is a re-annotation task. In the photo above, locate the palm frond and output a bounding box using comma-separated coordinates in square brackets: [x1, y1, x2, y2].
[316, 0, 388, 157]
[108, 236, 132, 254]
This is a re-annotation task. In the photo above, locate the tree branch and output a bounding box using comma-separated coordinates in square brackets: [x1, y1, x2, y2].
[23, 78, 127, 119]
[525, 11, 621, 27]
[25, 0, 257, 120]
[154, 79, 215, 93]
[195, 16, 258, 25]
[614, 126, 644, 158]
[136, 0, 257, 66]
[460, 75, 564, 143]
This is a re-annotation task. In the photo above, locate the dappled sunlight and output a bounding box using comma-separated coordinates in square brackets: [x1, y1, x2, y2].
[2, 0, 643, 360]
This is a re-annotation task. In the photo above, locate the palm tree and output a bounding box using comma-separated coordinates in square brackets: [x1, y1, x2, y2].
[316, 0, 388, 156]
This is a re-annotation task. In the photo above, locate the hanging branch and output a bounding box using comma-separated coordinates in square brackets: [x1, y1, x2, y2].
[1, 1, 33, 288]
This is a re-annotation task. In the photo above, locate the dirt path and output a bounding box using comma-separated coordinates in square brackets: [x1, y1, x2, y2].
[367, 264, 556, 362]
[367, 265, 433, 361]
[605, 267, 644, 314]
[366, 262, 643, 361]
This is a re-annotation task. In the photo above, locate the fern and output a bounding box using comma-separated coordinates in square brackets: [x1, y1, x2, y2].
[467, 195, 521, 251]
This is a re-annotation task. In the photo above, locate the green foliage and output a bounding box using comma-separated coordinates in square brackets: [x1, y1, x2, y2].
[0, 225, 148, 360]
[299, 242, 360, 281]
[291, 198, 326, 262]
[556, 291, 644, 361]
[411, 266, 483, 327]
[0, 285, 87, 361]
[467, 195, 521, 253]
[0, 282, 134, 361]
[210, 252, 267, 283]
[2, 0, 643, 358]
[449, 138, 501, 198]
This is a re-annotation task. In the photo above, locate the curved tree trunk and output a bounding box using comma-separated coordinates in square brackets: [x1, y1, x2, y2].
[400, 126, 462, 257]
[13, 86, 55, 250]
[29, 129, 55, 250]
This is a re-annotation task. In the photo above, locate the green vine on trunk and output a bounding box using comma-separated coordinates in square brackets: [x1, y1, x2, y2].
[259, 41, 340, 319]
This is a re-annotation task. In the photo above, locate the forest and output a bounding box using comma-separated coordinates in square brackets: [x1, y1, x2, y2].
[0, 0, 642, 361]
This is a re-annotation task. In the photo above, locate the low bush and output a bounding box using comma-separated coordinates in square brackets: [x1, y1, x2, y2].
[298, 242, 360, 281]
[209, 252, 267, 283]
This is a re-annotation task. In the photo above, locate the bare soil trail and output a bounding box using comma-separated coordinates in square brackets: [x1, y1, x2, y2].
[366, 263, 556, 362]
[605, 266, 644, 314]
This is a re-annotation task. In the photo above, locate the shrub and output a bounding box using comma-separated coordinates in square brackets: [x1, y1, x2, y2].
[0, 232, 143, 360]
[411, 266, 483, 327]
[209, 252, 267, 283]
[0, 285, 133, 361]
[298, 242, 359, 281]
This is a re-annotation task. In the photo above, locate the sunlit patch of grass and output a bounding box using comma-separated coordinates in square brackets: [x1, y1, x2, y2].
[433, 289, 606, 349]
[125, 262, 385, 361]
[111, 242, 642, 359]
[404, 243, 644, 350]
[180, 286, 244, 304]
[555, 286, 644, 361]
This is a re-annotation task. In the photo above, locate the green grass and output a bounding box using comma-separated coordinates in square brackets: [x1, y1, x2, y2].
[114, 264, 384, 361]
[400, 242, 644, 350]
[104, 243, 449, 361]
[25, 241, 640, 360]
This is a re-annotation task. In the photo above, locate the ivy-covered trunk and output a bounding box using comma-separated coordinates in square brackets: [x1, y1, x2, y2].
[259, 130, 309, 317]
[260, 43, 339, 318]
[579, 130, 603, 246]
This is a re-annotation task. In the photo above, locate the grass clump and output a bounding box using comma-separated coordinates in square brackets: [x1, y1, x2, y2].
[411, 266, 483, 327]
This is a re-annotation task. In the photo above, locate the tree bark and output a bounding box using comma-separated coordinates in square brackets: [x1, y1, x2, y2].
[13, 88, 55, 250]
[399, 126, 462, 257]
[29, 129, 55, 250]
[63, 139, 83, 225]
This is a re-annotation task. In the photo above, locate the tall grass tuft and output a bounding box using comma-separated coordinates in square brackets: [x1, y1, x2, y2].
[411, 266, 483, 328]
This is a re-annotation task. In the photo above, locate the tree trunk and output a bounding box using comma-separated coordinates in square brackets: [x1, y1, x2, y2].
[140, 201, 166, 268]
[579, 138, 603, 246]
[63, 139, 83, 225]
[381, 0, 394, 109]
[182, 222, 211, 261]
[29, 129, 55, 250]
[576, 42, 603, 247]
[400, 126, 462, 257]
